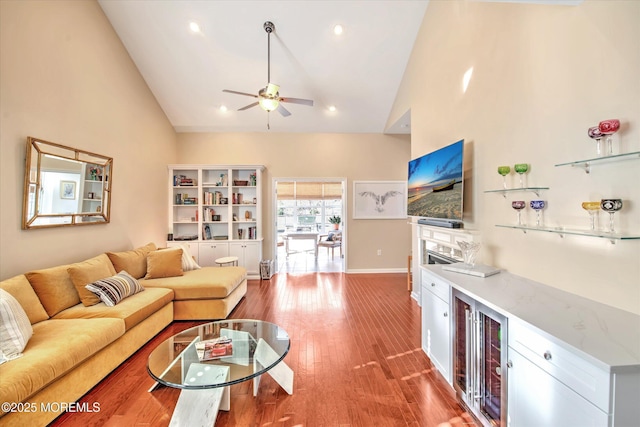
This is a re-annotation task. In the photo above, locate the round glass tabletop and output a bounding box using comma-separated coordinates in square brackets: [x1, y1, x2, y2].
[147, 319, 290, 390]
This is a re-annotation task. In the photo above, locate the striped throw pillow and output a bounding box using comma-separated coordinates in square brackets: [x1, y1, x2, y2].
[85, 271, 144, 307]
[0, 288, 33, 363]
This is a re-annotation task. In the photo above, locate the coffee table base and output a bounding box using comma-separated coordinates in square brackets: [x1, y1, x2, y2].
[170, 364, 230, 426]
[253, 338, 294, 396]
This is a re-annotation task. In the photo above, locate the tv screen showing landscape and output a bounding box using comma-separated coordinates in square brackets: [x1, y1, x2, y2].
[407, 139, 464, 221]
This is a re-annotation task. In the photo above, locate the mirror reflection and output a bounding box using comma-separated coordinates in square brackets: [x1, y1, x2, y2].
[22, 137, 113, 229]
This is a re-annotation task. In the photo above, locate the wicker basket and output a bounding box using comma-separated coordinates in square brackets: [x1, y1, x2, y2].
[233, 180, 248, 186]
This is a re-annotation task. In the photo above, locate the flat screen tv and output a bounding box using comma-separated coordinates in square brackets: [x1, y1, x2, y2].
[407, 139, 464, 221]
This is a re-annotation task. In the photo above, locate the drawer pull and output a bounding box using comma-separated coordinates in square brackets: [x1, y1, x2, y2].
[506, 360, 513, 369]
[443, 312, 448, 317]
[544, 351, 552, 361]
[495, 366, 502, 376]
[431, 282, 436, 287]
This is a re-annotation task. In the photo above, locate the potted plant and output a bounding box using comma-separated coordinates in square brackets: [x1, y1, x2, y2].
[329, 215, 341, 230]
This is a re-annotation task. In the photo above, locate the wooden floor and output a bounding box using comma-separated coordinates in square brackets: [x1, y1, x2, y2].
[51, 273, 474, 427]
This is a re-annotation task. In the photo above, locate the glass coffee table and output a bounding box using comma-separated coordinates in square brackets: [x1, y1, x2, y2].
[147, 319, 293, 426]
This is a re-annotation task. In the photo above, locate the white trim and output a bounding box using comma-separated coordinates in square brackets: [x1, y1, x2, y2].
[346, 268, 407, 274]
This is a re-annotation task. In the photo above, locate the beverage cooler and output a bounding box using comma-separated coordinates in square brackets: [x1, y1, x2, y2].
[452, 289, 508, 427]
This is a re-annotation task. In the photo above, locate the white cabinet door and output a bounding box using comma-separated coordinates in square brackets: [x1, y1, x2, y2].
[198, 242, 229, 267]
[507, 348, 609, 427]
[422, 286, 451, 384]
[229, 241, 261, 275]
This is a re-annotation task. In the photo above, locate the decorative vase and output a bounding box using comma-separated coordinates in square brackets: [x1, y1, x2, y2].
[458, 241, 481, 267]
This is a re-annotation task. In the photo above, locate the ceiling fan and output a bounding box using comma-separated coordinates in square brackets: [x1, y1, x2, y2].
[223, 21, 314, 127]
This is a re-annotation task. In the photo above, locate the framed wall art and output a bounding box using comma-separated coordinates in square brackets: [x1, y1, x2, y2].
[353, 181, 407, 219]
[60, 181, 76, 200]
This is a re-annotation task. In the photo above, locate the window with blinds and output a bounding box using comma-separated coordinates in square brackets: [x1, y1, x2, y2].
[276, 181, 342, 200]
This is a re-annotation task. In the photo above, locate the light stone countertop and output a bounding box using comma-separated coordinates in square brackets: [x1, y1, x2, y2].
[423, 264, 640, 373]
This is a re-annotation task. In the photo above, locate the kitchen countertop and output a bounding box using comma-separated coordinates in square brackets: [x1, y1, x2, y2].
[423, 264, 640, 372]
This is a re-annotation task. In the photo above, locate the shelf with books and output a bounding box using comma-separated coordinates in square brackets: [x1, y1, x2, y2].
[168, 165, 264, 276]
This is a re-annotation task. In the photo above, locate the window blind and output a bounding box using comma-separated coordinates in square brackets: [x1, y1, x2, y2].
[276, 181, 342, 200]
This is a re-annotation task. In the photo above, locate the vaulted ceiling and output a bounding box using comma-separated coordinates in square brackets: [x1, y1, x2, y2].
[98, 1, 427, 134]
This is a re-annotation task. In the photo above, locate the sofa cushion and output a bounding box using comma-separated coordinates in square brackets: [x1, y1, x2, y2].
[0, 274, 48, 324]
[67, 254, 117, 306]
[85, 271, 145, 307]
[142, 266, 246, 300]
[53, 287, 174, 331]
[0, 318, 124, 407]
[145, 248, 183, 279]
[25, 264, 81, 317]
[106, 242, 156, 279]
[0, 289, 33, 363]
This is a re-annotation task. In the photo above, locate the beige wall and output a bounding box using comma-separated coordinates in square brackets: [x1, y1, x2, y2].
[0, 0, 177, 279]
[397, 0, 640, 313]
[176, 132, 412, 272]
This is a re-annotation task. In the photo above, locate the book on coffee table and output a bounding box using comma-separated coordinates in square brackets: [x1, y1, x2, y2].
[195, 337, 233, 361]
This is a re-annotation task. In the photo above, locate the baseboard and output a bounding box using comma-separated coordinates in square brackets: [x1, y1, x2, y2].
[346, 268, 407, 274]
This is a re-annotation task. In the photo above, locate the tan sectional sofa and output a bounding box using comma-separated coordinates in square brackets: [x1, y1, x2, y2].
[0, 243, 247, 427]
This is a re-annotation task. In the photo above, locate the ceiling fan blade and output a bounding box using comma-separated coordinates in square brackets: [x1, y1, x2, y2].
[223, 89, 258, 98]
[280, 97, 314, 107]
[266, 83, 280, 96]
[238, 101, 259, 111]
[276, 104, 291, 117]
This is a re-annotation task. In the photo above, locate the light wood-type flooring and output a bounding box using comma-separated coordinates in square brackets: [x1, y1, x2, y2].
[51, 273, 474, 427]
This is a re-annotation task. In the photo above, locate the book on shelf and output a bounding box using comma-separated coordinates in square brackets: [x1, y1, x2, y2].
[195, 336, 233, 361]
[174, 175, 196, 186]
[203, 191, 224, 205]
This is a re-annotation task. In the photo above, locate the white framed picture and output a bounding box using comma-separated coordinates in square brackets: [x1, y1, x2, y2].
[353, 181, 407, 219]
[60, 180, 76, 200]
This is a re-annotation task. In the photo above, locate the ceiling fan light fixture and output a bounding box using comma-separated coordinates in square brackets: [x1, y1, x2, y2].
[258, 86, 280, 112]
[259, 97, 279, 112]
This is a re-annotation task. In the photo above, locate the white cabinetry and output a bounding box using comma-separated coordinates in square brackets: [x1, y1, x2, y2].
[507, 319, 639, 427]
[168, 165, 264, 278]
[421, 269, 452, 384]
[198, 242, 229, 267]
[508, 347, 608, 427]
[422, 265, 640, 427]
[229, 241, 261, 276]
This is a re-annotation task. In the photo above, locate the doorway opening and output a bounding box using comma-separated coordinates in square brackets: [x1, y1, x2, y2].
[273, 178, 346, 273]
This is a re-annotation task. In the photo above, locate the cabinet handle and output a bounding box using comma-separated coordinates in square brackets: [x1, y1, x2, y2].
[443, 312, 448, 317]
[544, 351, 552, 361]
[506, 360, 513, 368]
[495, 366, 502, 376]
[431, 282, 436, 287]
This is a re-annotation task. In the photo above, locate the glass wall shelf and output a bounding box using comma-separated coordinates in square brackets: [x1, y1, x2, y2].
[555, 151, 640, 174]
[484, 187, 549, 198]
[495, 224, 640, 244]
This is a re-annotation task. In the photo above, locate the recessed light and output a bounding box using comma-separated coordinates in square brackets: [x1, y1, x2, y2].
[328, 105, 337, 112]
[333, 24, 343, 35]
[219, 105, 228, 112]
[189, 22, 201, 33]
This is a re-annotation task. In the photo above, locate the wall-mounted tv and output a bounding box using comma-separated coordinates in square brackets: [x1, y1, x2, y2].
[407, 139, 464, 221]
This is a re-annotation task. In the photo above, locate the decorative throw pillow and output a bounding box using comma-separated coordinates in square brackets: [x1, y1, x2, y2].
[145, 248, 184, 279]
[177, 244, 201, 271]
[25, 264, 82, 317]
[85, 271, 144, 307]
[106, 242, 157, 279]
[0, 289, 33, 364]
[67, 254, 117, 306]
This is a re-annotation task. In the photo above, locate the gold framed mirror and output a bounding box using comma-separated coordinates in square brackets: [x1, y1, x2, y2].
[22, 137, 113, 229]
